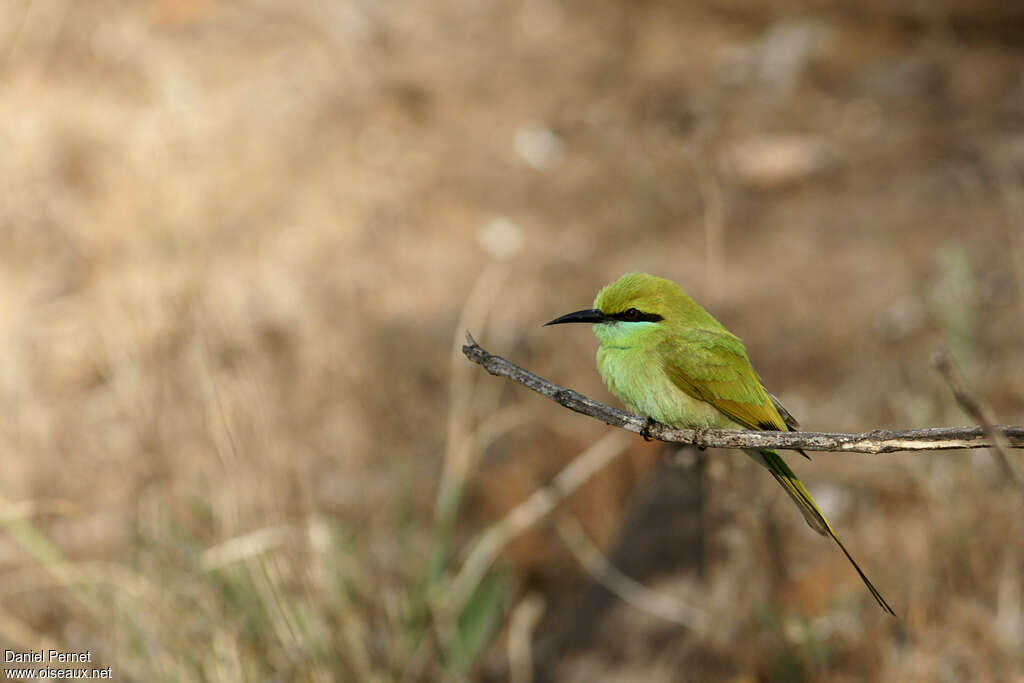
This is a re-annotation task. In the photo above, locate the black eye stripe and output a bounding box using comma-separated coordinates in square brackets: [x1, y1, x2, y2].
[609, 309, 663, 323]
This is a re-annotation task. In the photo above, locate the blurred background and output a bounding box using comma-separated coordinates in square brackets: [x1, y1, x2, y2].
[1, 0, 1023, 680]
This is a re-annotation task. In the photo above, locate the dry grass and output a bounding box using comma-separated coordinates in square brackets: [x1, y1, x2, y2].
[1, 0, 1023, 680]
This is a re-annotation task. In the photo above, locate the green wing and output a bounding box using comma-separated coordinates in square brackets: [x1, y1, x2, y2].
[661, 328, 895, 615]
[660, 327, 789, 432]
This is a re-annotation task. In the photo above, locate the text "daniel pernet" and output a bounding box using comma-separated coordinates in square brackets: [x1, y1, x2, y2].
[5, 650, 93, 664]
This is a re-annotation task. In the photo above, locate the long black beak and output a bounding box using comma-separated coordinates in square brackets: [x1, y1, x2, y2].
[544, 308, 606, 326]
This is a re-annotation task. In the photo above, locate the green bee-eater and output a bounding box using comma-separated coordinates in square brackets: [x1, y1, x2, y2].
[546, 272, 894, 615]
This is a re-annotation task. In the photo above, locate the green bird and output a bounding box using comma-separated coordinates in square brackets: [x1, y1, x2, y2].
[546, 272, 894, 615]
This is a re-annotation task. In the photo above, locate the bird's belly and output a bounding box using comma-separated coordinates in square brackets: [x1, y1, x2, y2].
[596, 346, 739, 430]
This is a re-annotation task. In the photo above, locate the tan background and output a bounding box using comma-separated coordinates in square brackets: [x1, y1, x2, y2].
[1, 0, 1022, 680]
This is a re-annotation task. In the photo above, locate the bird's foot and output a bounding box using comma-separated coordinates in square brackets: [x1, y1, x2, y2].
[694, 428, 708, 451]
[641, 417, 657, 442]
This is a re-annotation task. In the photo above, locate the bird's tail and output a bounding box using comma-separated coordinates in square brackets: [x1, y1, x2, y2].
[746, 448, 896, 616]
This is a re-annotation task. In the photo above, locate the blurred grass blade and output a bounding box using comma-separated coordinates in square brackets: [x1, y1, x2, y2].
[448, 570, 507, 673]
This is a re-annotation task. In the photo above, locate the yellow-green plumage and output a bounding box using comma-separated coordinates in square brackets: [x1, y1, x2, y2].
[547, 272, 894, 615]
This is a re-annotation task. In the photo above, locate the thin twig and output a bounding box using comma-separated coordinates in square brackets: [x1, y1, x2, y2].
[439, 266, 508, 526]
[933, 346, 1024, 501]
[449, 432, 631, 611]
[507, 593, 546, 683]
[554, 515, 708, 632]
[462, 332, 1024, 454]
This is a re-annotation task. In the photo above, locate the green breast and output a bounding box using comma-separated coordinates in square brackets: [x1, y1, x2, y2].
[596, 345, 737, 429]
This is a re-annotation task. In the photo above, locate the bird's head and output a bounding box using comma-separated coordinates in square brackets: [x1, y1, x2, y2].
[545, 272, 685, 346]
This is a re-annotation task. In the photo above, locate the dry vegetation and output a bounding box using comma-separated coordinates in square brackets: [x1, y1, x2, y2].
[1, 0, 1023, 680]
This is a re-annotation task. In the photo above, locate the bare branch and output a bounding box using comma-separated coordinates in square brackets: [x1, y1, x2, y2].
[462, 333, 1024, 454]
[933, 346, 1024, 500]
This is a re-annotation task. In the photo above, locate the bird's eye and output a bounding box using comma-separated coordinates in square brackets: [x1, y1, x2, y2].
[623, 308, 640, 320]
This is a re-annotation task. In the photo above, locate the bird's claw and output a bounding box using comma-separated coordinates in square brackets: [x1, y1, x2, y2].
[641, 417, 657, 442]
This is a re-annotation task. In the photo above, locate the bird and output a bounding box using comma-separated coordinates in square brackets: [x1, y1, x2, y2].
[545, 272, 895, 615]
